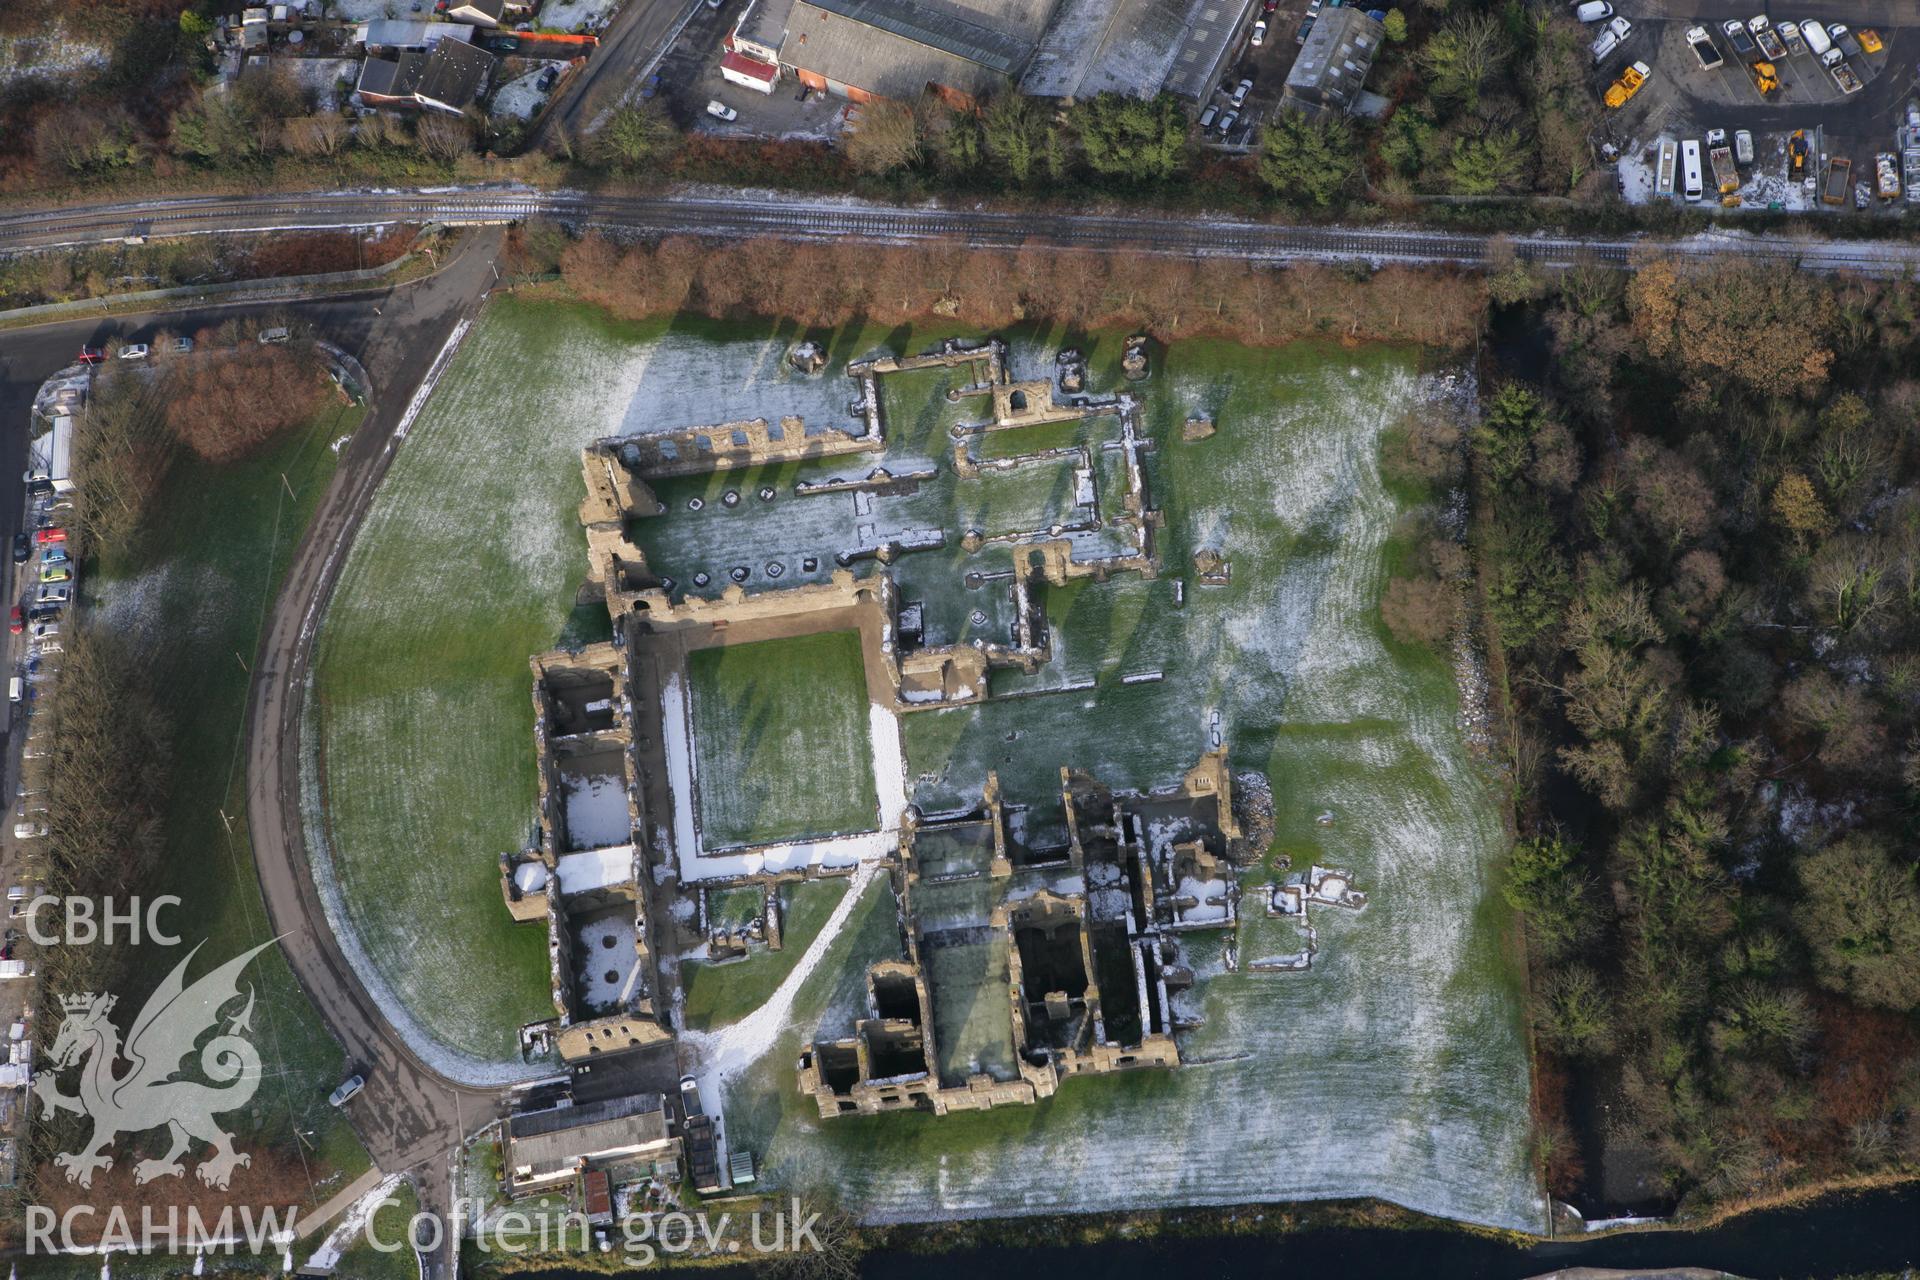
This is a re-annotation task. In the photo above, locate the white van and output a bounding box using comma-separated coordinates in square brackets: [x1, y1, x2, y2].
[1574, 1, 1613, 23]
[1800, 19, 1831, 56]
[6, 678, 20, 705]
[1590, 15, 1632, 62]
[1681, 139, 1705, 200]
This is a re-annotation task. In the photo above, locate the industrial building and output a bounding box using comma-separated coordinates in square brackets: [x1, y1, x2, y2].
[1279, 6, 1383, 119]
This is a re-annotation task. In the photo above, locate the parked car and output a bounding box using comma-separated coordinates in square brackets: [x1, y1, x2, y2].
[328, 1074, 366, 1107]
[118, 343, 149, 361]
[1777, 20, 1805, 56]
[38, 566, 70, 585]
[1262, 0, 1278, 12]
[7, 608, 20, 637]
[1722, 18, 1754, 53]
[30, 621, 57, 640]
[170, 336, 194, 354]
[1216, 109, 1239, 136]
[34, 586, 68, 607]
[34, 528, 65, 545]
[41, 548, 67, 566]
[257, 327, 291, 344]
[1250, 19, 1267, 44]
[10, 535, 27, 565]
[1828, 23, 1860, 57]
[1574, 1, 1613, 22]
[1800, 20, 1831, 56]
[75, 347, 104, 365]
[538, 66, 559, 90]
[1734, 129, 1754, 165]
[1231, 77, 1253, 106]
[1858, 28, 1882, 54]
[12, 824, 47, 841]
[706, 99, 738, 121]
[1198, 104, 1218, 129]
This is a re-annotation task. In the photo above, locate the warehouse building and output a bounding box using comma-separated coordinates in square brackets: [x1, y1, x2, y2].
[780, 0, 1036, 104]
[1279, 6, 1382, 119]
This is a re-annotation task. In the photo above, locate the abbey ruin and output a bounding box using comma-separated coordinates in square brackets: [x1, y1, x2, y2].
[501, 337, 1369, 1120]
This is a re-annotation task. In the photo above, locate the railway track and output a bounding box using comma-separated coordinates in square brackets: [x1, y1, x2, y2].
[2, 186, 1917, 276]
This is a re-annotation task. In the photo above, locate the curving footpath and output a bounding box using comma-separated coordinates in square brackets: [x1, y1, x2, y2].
[3, 186, 1920, 275]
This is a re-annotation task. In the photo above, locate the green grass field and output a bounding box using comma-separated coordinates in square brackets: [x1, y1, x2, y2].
[91, 397, 371, 1201]
[331, 1179, 423, 1280]
[688, 631, 877, 848]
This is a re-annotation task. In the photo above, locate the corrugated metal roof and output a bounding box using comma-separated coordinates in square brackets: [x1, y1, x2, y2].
[784, 0, 1016, 97]
[1021, 0, 1253, 101]
[803, 0, 1030, 73]
[415, 36, 493, 108]
[1284, 5, 1379, 102]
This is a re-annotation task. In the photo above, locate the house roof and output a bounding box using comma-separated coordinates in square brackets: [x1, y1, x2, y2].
[507, 1092, 672, 1181]
[451, 0, 506, 16]
[733, 0, 797, 51]
[1283, 6, 1380, 108]
[721, 48, 780, 82]
[414, 36, 494, 108]
[357, 19, 473, 47]
[356, 53, 420, 98]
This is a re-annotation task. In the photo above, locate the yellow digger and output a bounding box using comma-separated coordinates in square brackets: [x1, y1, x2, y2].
[1604, 61, 1651, 109]
[1751, 60, 1780, 96]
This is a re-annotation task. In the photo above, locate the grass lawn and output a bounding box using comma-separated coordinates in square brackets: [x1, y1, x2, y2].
[332, 1179, 423, 1280]
[688, 631, 877, 848]
[679, 878, 849, 1031]
[90, 396, 371, 1201]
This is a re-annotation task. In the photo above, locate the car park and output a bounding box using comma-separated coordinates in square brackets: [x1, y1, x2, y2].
[117, 343, 149, 361]
[1574, 0, 1612, 22]
[1722, 19, 1754, 54]
[1250, 19, 1267, 45]
[1800, 20, 1830, 56]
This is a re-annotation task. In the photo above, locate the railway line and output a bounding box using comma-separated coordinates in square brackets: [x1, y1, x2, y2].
[3, 186, 1918, 276]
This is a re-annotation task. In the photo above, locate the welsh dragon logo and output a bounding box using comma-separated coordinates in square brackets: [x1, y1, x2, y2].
[32, 940, 272, 1190]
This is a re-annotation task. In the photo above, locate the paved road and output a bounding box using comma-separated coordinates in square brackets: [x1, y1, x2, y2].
[2, 237, 511, 1278]
[5, 185, 1920, 275]
[240, 227, 514, 1279]
[532, 0, 704, 148]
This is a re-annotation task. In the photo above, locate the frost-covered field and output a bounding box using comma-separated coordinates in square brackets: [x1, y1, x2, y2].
[309, 301, 1538, 1231]
[688, 631, 879, 848]
[309, 299, 870, 1061]
[714, 340, 1544, 1233]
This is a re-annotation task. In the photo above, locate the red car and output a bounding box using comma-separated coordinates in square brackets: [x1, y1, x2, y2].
[1263, 0, 1278, 10]
[8, 606, 22, 636]
[76, 347, 105, 365]
[33, 528, 66, 545]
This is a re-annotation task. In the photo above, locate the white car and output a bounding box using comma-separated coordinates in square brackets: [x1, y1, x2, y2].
[1734, 129, 1754, 165]
[1250, 19, 1267, 45]
[1800, 19, 1831, 56]
[12, 824, 46, 840]
[1574, 1, 1613, 22]
[34, 585, 68, 607]
[706, 99, 738, 122]
[1230, 77, 1253, 106]
[329, 1074, 366, 1107]
[117, 343, 149, 360]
